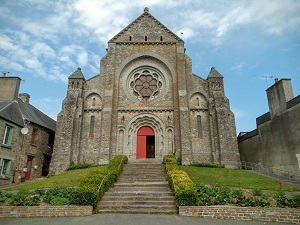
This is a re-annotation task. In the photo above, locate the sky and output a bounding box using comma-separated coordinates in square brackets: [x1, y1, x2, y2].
[0, 0, 299, 134]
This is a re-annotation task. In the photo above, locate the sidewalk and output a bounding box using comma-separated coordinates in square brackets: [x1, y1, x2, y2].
[0, 213, 295, 225]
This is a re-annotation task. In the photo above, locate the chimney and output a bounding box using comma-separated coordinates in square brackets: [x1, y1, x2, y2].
[0, 76, 21, 101]
[19, 93, 30, 104]
[266, 79, 294, 119]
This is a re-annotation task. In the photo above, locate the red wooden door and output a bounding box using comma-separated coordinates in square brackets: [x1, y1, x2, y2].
[24, 156, 34, 180]
[136, 126, 154, 159]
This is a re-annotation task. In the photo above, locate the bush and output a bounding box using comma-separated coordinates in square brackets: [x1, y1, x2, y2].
[275, 192, 300, 208]
[72, 155, 128, 209]
[190, 162, 225, 168]
[196, 184, 233, 206]
[44, 186, 73, 205]
[196, 184, 272, 207]
[163, 155, 178, 171]
[10, 189, 41, 206]
[50, 197, 70, 205]
[164, 155, 198, 206]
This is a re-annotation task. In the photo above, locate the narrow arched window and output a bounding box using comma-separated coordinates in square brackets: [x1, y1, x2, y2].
[145, 36, 147, 41]
[92, 98, 96, 107]
[197, 115, 203, 138]
[196, 97, 200, 106]
[89, 116, 95, 137]
[129, 36, 132, 41]
[160, 36, 163, 41]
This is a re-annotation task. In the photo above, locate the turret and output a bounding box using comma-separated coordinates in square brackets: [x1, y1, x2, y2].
[67, 67, 85, 97]
[207, 66, 224, 96]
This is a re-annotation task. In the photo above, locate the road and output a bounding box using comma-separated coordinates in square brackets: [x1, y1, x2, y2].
[1, 214, 293, 225]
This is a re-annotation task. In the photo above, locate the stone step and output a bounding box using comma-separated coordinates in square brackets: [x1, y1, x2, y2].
[124, 166, 164, 169]
[100, 200, 175, 206]
[121, 169, 165, 171]
[97, 204, 177, 211]
[109, 186, 170, 192]
[97, 208, 178, 214]
[97, 162, 176, 214]
[101, 195, 175, 201]
[115, 182, 168, 187]
[128, 160, 162, 164]
[104, 191, 174, 197]
[118, 179, 166, 183]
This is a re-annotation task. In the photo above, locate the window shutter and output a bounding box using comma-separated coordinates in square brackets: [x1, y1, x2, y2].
[8, 127, 14, 146]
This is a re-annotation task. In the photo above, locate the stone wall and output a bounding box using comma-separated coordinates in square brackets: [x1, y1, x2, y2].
[179, 206, 300, 224]
[22, 124, 54, 179]
[0, 206, 92, 218]
[0, 120, 23, 180]
[238, 97, 300, 174]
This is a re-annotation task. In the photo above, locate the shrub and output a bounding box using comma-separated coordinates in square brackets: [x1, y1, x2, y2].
[44, 185, 73, 205]
[190, 162, 225, 168]
[196, 184, 272, 207]
[275, 192, 300, 208]
[50, 197, 70, 205]
[164, 155, 198, 206]
[196, 184, 233, 206]
[164, 155, 178, 171]
[72, 155, 128, 209]
[252, 188, 263, 196]
[10, 189, 41, 206]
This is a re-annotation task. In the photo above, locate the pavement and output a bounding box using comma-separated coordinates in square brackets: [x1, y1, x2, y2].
[0, 213, 295, 225]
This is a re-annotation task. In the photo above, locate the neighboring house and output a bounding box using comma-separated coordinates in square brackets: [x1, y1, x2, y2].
[0, 75, 56, 184]
[238, 78, 300, 175]
[50, 8, 240, 175]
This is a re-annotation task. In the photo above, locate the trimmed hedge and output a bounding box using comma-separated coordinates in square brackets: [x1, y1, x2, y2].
[72, 155, 128, 208]
[164, 155, 198, 206]
[189, 162, 225, 168]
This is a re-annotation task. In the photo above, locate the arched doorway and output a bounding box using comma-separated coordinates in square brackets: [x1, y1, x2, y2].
[136, 126, 155, 158]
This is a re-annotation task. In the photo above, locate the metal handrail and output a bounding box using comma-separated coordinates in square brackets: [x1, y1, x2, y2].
[98, 156, 126, 192]
[241, 161, 300, 182]
[168, 172, 177, 192]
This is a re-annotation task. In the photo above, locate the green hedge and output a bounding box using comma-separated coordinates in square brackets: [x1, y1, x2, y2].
[164, 155, 198, 206]
[189, 162, 225, 168]
[72, 155, 128, 208]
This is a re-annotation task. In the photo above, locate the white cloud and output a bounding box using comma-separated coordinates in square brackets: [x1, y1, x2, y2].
[231, 62, 246, 71]
[232, 107, 247, 119]
[31, 42, 56, 58]
[77, 51, 88, 66]
[0, 35, 18, 51]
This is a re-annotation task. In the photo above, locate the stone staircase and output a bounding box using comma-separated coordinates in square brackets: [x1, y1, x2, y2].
[97, 160, 177, 214]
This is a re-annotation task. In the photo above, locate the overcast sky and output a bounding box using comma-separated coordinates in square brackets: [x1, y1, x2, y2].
[0, 0, 299, 134]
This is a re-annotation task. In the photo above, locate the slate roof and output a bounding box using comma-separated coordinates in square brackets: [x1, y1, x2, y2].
[0, 99, 56, 131]
[207, 67, 224, 78]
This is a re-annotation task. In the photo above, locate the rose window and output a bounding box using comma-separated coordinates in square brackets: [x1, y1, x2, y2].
[130, 69, 162, 99]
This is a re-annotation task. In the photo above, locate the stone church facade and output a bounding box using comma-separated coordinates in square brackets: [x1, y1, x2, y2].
[50, 8, 239, 174]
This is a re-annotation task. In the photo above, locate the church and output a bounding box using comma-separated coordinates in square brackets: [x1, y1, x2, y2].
[50, 8, 240, 175]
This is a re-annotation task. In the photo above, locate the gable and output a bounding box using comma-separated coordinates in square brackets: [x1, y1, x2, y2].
[109, 8, 183, 43]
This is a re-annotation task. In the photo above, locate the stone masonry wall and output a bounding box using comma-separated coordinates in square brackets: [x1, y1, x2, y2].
[0, 206, 92, 218]
[179, 206, 300, 224]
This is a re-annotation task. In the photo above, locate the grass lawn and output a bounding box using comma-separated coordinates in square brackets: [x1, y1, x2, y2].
[8, 166, 106, 190]
[180, 166, 299, 192]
